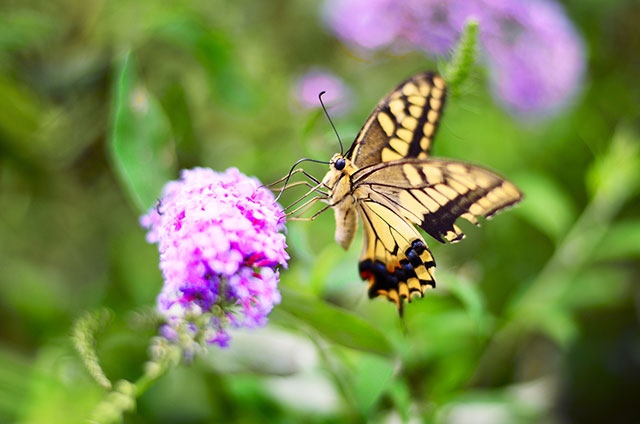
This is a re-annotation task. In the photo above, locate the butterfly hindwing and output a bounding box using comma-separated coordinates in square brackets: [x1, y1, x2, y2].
[347, 72, 447, 168]
[353, 159, 523, 244]
[357, 200, 436, 308]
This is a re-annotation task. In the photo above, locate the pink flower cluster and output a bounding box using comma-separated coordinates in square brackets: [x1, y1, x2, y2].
[141, 167, 289, 348]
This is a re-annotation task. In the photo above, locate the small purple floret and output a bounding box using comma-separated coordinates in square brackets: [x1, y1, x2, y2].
[141, 167, 289, 349]
[294, 69, 352, 115]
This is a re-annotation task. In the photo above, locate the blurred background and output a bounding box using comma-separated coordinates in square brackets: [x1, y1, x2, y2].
[1, 0, 639, 423]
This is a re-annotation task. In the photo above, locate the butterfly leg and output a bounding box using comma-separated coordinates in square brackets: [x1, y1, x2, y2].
[288, 203, 332, 221]
[274, 170, 329, 204]
[266, 180, 328, 196]
[285, 195, 328, 217]
[263, 168, 321, 188]
[283, 181, 329, 212]
[296, 169, 321, 185]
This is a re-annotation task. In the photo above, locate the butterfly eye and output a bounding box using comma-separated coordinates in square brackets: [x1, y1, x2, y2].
[335, 158, 346, 170]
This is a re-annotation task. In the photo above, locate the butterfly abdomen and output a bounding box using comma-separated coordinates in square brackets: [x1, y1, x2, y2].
[325, 156, 360, 250]
[333, 202, 357, 250]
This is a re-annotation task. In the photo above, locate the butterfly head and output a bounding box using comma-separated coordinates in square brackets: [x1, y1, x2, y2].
[329, 153, 354, 172]
[322, 153, 356, 191]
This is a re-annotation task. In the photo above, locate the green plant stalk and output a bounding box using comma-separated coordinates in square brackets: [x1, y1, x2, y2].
[297, 323, 361, 420]
[74, 307, 182, 423]
[443, 19, 479, 97]
[509, 125, 639, 331]
[135, 347, 175, 397]
[273, 305, 366, 422]
[472, 125, 640, 383]
[89, 338, 181, 424]
[72, 309, 113, 390]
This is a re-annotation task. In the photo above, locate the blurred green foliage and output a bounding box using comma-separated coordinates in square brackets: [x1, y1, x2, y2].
[1, 1, 639, 423]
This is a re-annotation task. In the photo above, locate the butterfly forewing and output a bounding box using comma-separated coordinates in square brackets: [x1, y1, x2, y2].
[347, 72, 446, 168]
[353, 159, 523, 244]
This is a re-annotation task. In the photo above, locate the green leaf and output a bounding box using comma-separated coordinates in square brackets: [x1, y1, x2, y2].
[586, 124, 640, 203]
[352, 354, 395, 415]
[275, 286, 394, 357]
[0, 258, 69, 326]
[309, 246, 346, 295]
[285, 222, 315, 265]
[435, 388, 543, 424]
[109, 50, 176, 212]
[440, 270, 491, 335]
[388, 379, 411, 422]
[0, 9, 57, 52]
[407, 310, 483, 358]
[562, 268, 628, 309]
[109, 231, 163, 305]
[152, 15, 257, 110]
[0, 347, 32, 422]
[0, 73, 44, 155]
[20, 345, 104, 424]
[160, 82, 199, 166]
[300, 109, 324, 141]
[132, 367, 211, 423]
[595, 220, 640, 260]
[539, 308, 579, 347]
[512, 171, 575, 242]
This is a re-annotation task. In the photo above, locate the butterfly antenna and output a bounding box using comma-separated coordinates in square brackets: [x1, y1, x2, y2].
[273, 157, 329, 204]
[318, 91, 343, 155]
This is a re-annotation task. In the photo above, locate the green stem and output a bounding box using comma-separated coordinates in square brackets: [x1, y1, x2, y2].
[72, 309, 113, 390]
[471, 125, 640, 383]
[88, 338, 181, 424]
[306, 328, 363, 422]
[443, 19, 479, 97]
[134, 336, 182, 396]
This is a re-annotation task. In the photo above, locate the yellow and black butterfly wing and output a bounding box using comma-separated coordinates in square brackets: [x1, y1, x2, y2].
[346, 72, 447, 168]
[357, 200, 436, 310]
[353, 159, 523, 244]
[352, 159, 521, 310]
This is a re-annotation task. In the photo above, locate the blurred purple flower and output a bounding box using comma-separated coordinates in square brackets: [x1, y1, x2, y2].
[322, 0, 585, 117]
[293, 69, 352, 115]
[402, 0, 461, 55]
[479, 0, 585, 115]
[323, 0, 399, 49]
[141, 167, 289, 350]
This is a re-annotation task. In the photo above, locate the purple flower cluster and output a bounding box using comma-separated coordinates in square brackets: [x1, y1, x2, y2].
[293, 69, 352, 115]
[140, 167, 289, 348]
[323, 0, 585, 117]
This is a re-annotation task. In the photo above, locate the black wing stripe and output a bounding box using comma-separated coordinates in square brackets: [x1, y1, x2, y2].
[406, 93, 430, 157]
[353, 160, 523, 244]
[348, 72, 447, 168]
[366, 180, 483, 244]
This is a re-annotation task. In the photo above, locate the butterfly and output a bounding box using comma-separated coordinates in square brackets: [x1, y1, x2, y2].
[279, 71, 522, 313]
